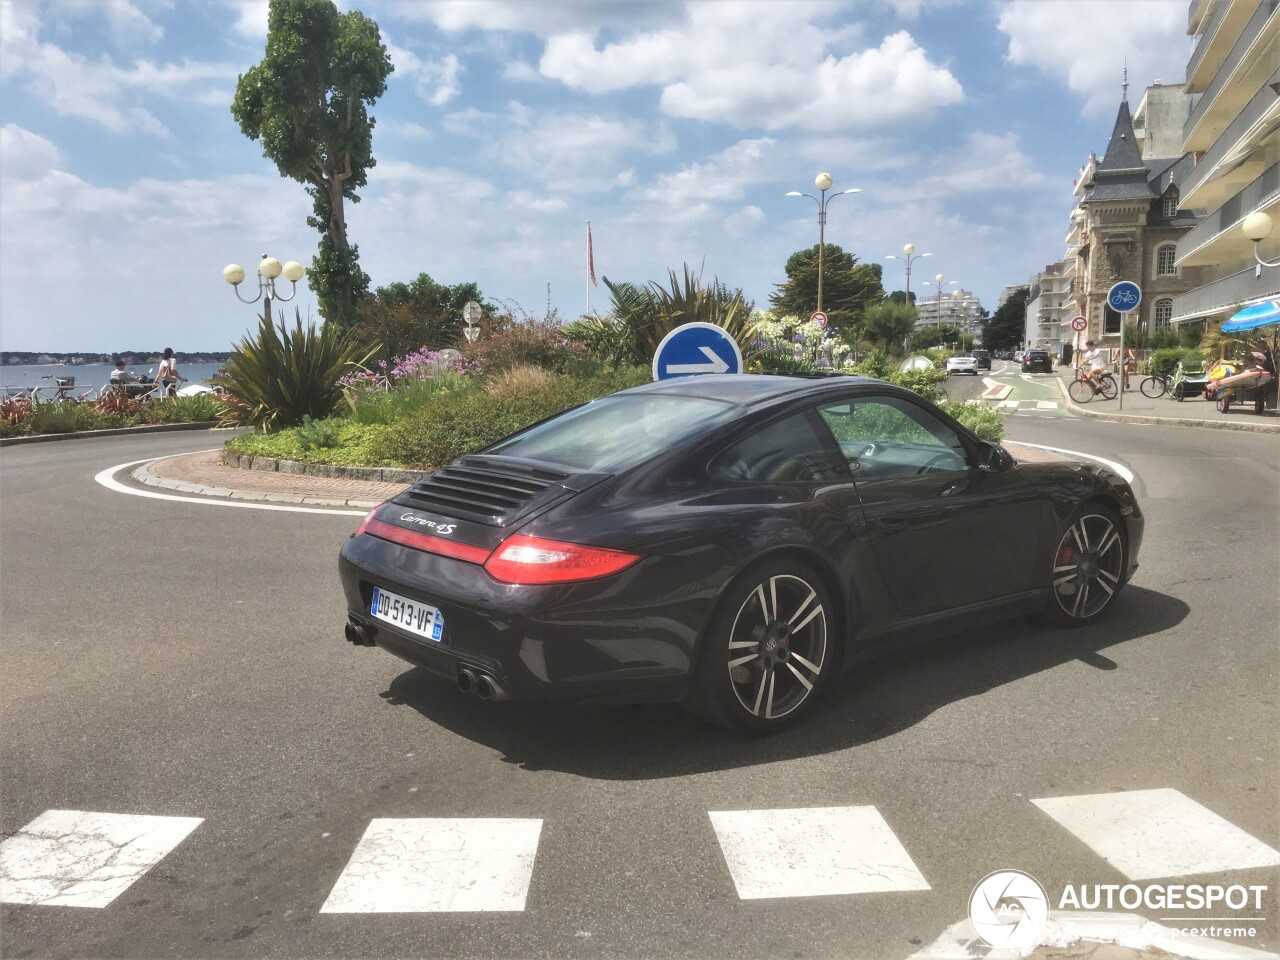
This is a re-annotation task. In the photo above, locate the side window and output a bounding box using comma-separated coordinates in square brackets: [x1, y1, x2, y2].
[817, 395, 969, 480]
[711, 413, 844, 482]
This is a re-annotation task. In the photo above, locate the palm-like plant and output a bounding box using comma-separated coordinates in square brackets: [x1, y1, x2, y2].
[597, 265, 757, 364]
[215, 308, 377, 430]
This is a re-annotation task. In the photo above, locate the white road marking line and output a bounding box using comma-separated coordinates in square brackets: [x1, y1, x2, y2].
[320, 818, 543, 913]
[1036, 400, 1060, 410]
[1007, 442, 1134, 483]
[1032, 789, 1280, 881]
[0, 810, 203, 908]
[94, 456, 366, 515]
[708, 806, 930, 900]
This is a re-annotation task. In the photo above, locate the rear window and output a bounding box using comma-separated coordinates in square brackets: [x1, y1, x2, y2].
[484, 393, 738, 473]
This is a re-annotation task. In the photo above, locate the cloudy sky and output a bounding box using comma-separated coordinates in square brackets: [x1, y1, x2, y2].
[0, 0, 1190, 352]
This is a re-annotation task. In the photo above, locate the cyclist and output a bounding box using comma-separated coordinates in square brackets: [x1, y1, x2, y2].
[1081, 340, 1108, 392]
[1120, 346, 1136, 389]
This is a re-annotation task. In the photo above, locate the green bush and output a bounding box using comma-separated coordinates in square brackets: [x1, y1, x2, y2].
[368, 367, 649, 469]
[346, 370, 473, 425]
[224, 420, 390, 466]
[215, 307, 375, 430]
[939, 400, 1007, 442]
[295, 415, 343, 451]
[459, 312, 590, 375]
[1147, 347, 1203, 378]
[136, 393, 220, 424]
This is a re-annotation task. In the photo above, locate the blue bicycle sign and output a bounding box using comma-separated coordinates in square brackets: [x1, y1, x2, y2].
[1107, 281, 1142, 313]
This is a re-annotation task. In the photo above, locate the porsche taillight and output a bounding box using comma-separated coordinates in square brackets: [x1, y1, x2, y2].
[483, 535, 643, 585]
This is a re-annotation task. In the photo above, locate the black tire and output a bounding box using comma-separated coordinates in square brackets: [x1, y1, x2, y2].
[1067, 379, 1093, 404]
[1097, 375, 1118, 400]
[1139, 376, 1166, 399]
[687, 559, 835, 732]
[1038, 505, 1127, 627]
[1217, 394, 1230, 413]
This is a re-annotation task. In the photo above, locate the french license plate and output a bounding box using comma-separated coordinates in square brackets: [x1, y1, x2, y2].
[370, 586, 445, 642]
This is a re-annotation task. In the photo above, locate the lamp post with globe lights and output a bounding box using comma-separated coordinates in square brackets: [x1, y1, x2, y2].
[920, 274, 957, 326]
[1243, 210, 1279, 272]
[222, 254, 305, 323]
[884, 243, 931, 307]
[786, 172, 861, 314]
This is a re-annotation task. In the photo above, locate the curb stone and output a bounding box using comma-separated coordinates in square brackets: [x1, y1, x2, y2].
[218, 450, 423, 484]
[1051, 377, 1280, 434]
[130, 458, 385, 509]
[0, 421, 225, 447]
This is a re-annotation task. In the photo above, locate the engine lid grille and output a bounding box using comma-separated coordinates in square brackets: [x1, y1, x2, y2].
[395, 455, 574, 525]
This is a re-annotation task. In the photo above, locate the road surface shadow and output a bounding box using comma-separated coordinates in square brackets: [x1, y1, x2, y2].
[380, 585, 1188, 779]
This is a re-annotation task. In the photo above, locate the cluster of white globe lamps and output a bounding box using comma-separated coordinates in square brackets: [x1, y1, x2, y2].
[222, 256, 306, 305]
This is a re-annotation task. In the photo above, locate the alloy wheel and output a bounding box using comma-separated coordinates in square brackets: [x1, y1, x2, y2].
[1052, 513, 1125, 621]
[725, 573, 828, 720]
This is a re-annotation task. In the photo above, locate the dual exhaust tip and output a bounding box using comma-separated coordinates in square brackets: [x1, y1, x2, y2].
[457, 667, 509, 701]
[345, 617, 507, 701]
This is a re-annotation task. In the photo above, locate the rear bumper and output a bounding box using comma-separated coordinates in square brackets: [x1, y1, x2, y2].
[338, 533, 731, 704]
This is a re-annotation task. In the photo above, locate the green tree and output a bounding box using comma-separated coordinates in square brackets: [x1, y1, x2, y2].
[983, 286, 1028, 350]
[231, 0, 393, 331]
[353, 274, 488, 361]
[910, 323, 960, 351]
[770, 244, 885, 330]
[861, 301, 918, 357]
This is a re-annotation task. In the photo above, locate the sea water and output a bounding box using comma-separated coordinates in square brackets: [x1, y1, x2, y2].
[1, 362, 227, 391]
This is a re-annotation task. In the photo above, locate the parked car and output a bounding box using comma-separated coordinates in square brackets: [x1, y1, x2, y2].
[1022, 349, 1054, 373]
[339, 374, 1143, 732]
[972, 349, 991, 370]
[946, 355, 980, 376]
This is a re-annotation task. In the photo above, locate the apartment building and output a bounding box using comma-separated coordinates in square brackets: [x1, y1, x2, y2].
[1169, 0, 1279, 327]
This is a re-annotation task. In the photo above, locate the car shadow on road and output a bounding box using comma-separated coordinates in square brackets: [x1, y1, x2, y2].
[380, 585, 1188, 779]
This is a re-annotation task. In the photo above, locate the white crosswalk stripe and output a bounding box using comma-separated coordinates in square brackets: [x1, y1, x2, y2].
[708, 806, 931, 899]
[6, 791, 1277, 912]
[319, 817, 543, 913]
[0, 810, 203, 908]
[996, 399, 1060, 411]
[1032, 788, 1280, 880]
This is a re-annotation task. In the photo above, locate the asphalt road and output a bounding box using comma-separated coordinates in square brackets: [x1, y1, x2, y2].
[2, 420, 1277, 959]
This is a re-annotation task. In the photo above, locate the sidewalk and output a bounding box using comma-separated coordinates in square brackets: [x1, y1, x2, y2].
[1042, 363, 1279, 433]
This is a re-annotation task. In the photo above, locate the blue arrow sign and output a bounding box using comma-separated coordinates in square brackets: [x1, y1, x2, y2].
[1107, 280, 1142, 313]
[652, 322, 743, 381]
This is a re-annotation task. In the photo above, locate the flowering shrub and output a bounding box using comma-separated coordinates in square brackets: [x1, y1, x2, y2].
[749, 314, 854, 373]
[459, 308, 590, 375]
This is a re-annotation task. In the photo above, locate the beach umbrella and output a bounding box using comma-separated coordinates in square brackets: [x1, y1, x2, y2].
[1222, 298, 1280, 332]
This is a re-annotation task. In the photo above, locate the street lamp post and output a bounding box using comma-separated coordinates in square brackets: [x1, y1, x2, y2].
[1243, 210, 1279, 273]
[921, 275, 957, 326]
[884, 243, 932, 306]
[787, 172, 860, 314]
[222, 254, 305, 323]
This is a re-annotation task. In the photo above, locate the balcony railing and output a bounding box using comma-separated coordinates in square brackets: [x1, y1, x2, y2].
[1182, 66, 1280, 202]
[1187, 0, 1233, 82]
[1169, 265, 1280, 322]
[1185, 3, 1278, 141]
[1177, 161, 1280, 266]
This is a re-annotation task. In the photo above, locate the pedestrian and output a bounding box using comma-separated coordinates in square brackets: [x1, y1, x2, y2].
[155, 348, 186, 396]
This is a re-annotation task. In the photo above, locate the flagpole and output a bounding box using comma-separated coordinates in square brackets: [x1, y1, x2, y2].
[586, 220, 591, 316]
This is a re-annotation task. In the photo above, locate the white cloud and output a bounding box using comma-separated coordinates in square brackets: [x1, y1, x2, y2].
[997, 0, 1186, 116]
[390, 43, 464, 106]
[634, 138, 781, 211]
[536, 5, 961, 132]
[390, 0, 682, 37]
[442, 102, 676, 192]
[58, 0, 165, 46]
[1, 124, 65, 179]
[224, 0, 269, 39]
[0, 1, 237, 137]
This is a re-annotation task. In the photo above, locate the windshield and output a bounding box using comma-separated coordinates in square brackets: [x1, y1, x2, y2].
[484, 393, 738, 473]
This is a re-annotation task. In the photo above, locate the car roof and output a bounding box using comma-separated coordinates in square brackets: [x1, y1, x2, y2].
[618, 373, 888, 408]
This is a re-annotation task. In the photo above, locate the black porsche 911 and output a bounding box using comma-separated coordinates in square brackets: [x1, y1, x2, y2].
[338, 374, 1143, 732]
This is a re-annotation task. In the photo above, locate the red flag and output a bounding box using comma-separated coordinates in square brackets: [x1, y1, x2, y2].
[588, 222, 597, 287]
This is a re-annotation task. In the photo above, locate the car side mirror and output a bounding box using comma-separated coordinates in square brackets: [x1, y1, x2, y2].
[975, 441, 1013, 473]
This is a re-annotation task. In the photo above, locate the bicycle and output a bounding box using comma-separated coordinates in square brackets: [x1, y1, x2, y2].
[1139, 372, 1169, 398]
[1067, 368, 1117, 403]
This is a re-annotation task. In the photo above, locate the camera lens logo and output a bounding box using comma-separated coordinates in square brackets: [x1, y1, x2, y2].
[969, 870, 1049, 949]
